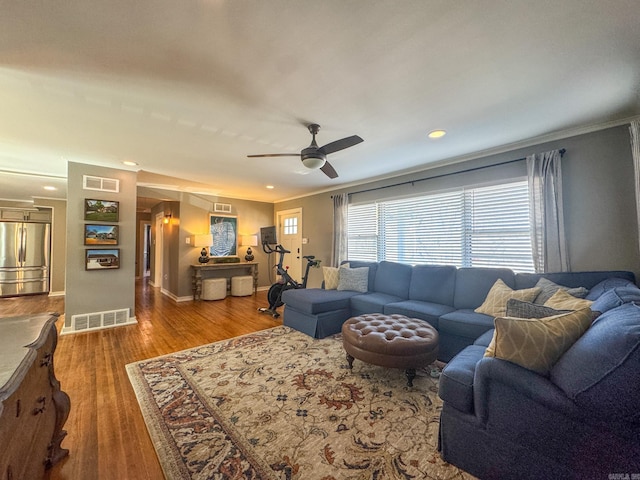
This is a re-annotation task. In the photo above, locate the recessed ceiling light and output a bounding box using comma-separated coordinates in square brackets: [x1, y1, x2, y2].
[122, 160, 138, 166]
[428, 129, 447, 139]
[266, 185, 275, 189]
[43, 186, 57, 191]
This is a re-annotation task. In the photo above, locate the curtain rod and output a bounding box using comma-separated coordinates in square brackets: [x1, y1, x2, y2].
[339, 148, 565, 198]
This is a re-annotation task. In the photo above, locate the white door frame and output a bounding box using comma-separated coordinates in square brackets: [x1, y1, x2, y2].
[276, 207, 303, 282]
[153, 213, 164, 287]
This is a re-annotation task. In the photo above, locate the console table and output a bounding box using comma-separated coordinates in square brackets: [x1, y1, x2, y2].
[191, 262, 259, 300]
[0, 312, 70, 479]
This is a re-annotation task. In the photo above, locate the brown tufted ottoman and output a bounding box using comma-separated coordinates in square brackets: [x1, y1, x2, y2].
[342, 313, 439, 387]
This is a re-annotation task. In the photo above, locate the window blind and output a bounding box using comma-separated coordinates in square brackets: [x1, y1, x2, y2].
[347, 180, 534, 272]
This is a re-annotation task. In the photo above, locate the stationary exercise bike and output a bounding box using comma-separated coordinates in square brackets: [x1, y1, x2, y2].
[258, 242, 320, 317]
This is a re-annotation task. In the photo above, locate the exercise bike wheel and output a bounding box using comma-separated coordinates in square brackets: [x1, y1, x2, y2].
[267, 283, 287, 309]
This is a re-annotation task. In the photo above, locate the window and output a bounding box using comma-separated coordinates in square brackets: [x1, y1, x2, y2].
[283, 217, 298, 235]
[347, 181, 534, 272]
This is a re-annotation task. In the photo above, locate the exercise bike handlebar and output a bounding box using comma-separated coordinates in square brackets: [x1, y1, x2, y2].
[262, 242, 290, 255]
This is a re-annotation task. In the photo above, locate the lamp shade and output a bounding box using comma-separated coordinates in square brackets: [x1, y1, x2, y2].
[240, 235, 258, 247]
[193, 234, 213, 247]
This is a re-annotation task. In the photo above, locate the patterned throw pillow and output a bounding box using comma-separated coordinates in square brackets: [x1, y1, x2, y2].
[475, 279, 541, 317]
[323, 267, 341, 290]
[337, 267, 369, 293]
[533, 277, 589, 304]
[484, 307, 593, 374]
[322, 263, 350, 290]
[505, 299, 570, 318]
[544, 289, 593, 310]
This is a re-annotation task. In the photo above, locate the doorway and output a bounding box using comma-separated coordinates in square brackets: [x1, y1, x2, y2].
[142, 223, 151, 277]
[276, 208, 303, 282]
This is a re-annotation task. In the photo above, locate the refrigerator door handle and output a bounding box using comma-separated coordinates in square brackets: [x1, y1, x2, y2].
[19, 226, 26, 264]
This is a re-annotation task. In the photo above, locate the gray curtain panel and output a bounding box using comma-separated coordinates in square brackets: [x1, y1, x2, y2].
[630, 120, 640, 254]
[331, 193, 349, 267]
[527, 149, 569, 273]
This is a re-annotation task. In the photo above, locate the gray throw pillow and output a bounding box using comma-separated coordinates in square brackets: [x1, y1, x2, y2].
[337, 267, 369, 293]
[533, 277, 589, 304]
[506, 298, 570, 318]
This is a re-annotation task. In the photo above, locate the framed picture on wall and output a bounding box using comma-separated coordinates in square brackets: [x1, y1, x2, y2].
[85, 248, 120, 270]
[209, 214, 237, 257]
[84, 199, 119, 222]
[84, 224, 118, 245]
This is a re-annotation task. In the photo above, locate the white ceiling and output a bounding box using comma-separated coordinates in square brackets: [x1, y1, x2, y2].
[1, 1, 639, 204]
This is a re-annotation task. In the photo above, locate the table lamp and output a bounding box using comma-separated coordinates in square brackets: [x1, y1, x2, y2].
[240, 235, 258, 262]
[194, 234, 213, 264]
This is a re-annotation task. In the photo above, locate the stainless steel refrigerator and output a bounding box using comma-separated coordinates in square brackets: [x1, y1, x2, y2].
[0, 221, 50, 297]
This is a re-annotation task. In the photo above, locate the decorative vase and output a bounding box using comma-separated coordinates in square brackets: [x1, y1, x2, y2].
[199, 248, 210, 264]
[244, 247, 254, 262]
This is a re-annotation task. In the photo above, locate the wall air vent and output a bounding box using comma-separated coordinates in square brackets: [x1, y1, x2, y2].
[83, 175, 120, 193]
[214, 202, 232, 213]
[62, 308, 136, 335]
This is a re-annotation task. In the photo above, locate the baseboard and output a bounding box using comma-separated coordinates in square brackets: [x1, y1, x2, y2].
[48, 290, 65, 297]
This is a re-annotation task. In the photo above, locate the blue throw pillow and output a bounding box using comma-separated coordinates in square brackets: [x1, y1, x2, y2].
[585, 277, 636, 301]
[590, 286, 640, 314]
[550, 302, 640, 423]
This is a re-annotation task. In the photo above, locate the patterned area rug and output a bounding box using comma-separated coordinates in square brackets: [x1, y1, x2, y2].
[126, 326, 475, 480]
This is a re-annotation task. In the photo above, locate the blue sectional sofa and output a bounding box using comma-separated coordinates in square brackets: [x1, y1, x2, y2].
[281, 260, 635, 361]
[438, 284, 640, 479]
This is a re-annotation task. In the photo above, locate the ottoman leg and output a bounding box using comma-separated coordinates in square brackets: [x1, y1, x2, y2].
[405, 368, 416, 387]
[346, 353, 354, 370]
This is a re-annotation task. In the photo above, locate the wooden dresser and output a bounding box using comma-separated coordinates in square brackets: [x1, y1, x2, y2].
[0, 313, 70, 479]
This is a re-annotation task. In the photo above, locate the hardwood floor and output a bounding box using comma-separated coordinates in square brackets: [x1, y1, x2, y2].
[0, 278, 281, 480]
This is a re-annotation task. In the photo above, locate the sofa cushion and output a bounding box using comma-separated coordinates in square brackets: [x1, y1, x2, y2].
[337, 267, 369, 293]
[590, 285, 640, 314]
[475, 279, 540, 317]
[544, 289, 593, 310]
[484, 308, 593, 375]
[550, 302, 640, 423]
[383, 300, 455, 329]
[532, 277, 588, 304]
[439, 309, 495, 340]
[409, 265, 457, 305]
[453, 267, 515, 310]
[373, 261, 412, 298]
[585, 276, 637, 301]
[473, 329, 495, 347]
[438, 345, 486, 414]
[505, 299, 570, 319]
[349, 292, 404, 317]
[281, 288, 359, 315]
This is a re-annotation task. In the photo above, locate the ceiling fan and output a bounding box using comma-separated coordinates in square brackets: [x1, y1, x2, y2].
[247, 124, 363, 179]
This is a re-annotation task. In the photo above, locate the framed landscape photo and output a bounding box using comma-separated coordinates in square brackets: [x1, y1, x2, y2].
[84, 224, 118, 245]
[209, 214, 238, 257]
[84, 199, 119, 222]
[85, 248, 120, 270]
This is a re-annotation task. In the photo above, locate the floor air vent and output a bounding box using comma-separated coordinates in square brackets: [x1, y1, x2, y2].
[62, 308, 136, 335]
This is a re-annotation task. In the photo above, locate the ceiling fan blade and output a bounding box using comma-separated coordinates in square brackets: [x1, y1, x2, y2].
[247, 153, 300, 158]
[320, 161, 339, 179]
[318, 135, 363, 155]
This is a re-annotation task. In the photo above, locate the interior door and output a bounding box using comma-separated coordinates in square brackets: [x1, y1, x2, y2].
[276, 208, 303, 282]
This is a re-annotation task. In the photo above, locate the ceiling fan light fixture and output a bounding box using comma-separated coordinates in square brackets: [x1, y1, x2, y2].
[302, 155, 326, 169]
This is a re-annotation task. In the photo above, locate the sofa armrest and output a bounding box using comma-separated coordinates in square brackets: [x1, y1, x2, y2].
[473, 357, 581, 426]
